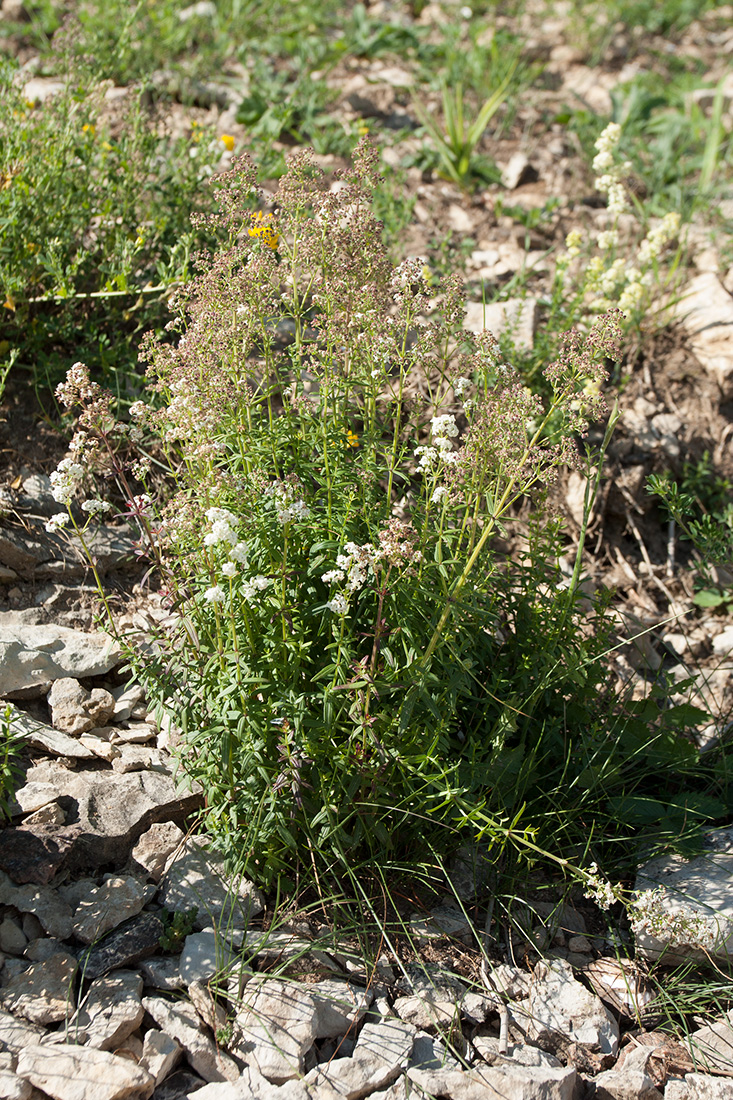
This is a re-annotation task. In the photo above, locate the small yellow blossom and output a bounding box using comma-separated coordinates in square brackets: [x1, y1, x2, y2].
[357, 124, 369, 136]
[220, 133, 235, 152]
[82, 123, 96, 137]
[248, 212, 279, 251]
[3, 297, 16, 312]
[26, 242, 39, 254]
[1, 173, 13, 191]
[101, 141, 113, 152]
[24, 98, 36, 109]
[345, 429, 359, 449]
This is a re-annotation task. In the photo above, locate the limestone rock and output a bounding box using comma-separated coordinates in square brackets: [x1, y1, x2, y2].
[0, 952, 77, 1025]
[0, 872, 73, 939]
[47, 679, 115, 735]
[685, 1011, 733, 1076]
[140, 1029, 183, 1085]
[673, 272, 733, 396]
[666, 1075, 733, 1099]
[463, 297, 538, 350]
[591, 1046, 662, 1099]
[305, 1018, 416, 1097]
[158, 838, 264, 932]
[525, 959, 619, 1059]
[6, 707, 95, 759]
[16, 1043, 154, 1100]
[0, 1009, 45, 1053]
[142, 995, 240, 1083]
[68, 971, 144, 1050]
[635, 829, 733, 964]
[131, 823, 185, 883]
[310, 979, 372, 1039]
[180, 930, 237, 986]
[73, 876, 148, 944]
[409, 1059, 576, 1100]
[138, 956, 185, 992]
[0, 620, 121, 698]
[0, 1061, 32, 1100]
[234, 978, 319, 1082]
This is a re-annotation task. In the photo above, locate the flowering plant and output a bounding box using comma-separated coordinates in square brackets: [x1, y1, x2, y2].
[56, 142, 691, 886]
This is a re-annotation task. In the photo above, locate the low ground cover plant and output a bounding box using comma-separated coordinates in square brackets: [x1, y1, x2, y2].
[48, 143, 730, 891]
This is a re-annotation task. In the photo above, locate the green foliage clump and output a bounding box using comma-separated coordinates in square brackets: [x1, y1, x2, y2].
[52, 144, 727, 889]
[159, 907, 198, 953]
[0, 705, 24, 821]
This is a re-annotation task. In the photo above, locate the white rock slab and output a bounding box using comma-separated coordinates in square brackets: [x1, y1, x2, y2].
[180, 929, 237, 986]
[16, 1043, 154, 1100]
[6, 706, 95, 759]
[131, 823, 185, 883]
[666, 1074, 733, 1099]
[234, 978, 318, 1083]
[672, 272, 733, 396]
[0, 622, 120, 697]
[305, 1018, 416, 1097]
[311, 979, 373, 1039]
[0, 1009, 45, 1052]
[73, 876, 147, 945]
[139, 1029, 182, 1085]
[158, 838, 264, 932]
[68, 971, 144, 1050]
[526, 959, 619, 1058]
[463, 297, 538, 350]
[409, 1059, 576, 1100]
[634, 828, 733, 963]
[142, 995, 240, 1083]
[0, 952, 77, 1025]
[685, 1010, 733, 1076]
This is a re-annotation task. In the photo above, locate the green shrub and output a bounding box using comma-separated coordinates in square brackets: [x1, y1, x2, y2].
[51, 143, 726, 887]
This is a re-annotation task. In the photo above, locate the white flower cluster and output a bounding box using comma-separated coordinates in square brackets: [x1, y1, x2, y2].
[628, 886, 728, 951]
[50, 457, 84, 505]
[326, 593, 349, 615]
[323, 541, 377, 595]
[637, 211, 680, 266]
[204, 585, 226, 604]
[266, 483, 310, 525]
[582, 863, 619, 910]
[431, 486, 449, 504]
[593, 122, 631, 218]
[204, 507, 239, 547]
[415, 413, 460, 473]
[45, 512, 71, 533]
[81, 499, 112, 515]
[241, 574, 272, 603]
[453, 376, 471, 399]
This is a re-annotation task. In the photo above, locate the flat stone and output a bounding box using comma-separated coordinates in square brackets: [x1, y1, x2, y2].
[158, 838, 263, 932]
[16, 1043, 154, 1100]
[233, 977, 319, 1083]
[685, 1011, 733, 1076]
[3, 765, 202, 882]
[6, 706, 96, 759]
[305, 1018, 416, 1097]
[0, 871, 74, 938]
[393, 990, 460, 1032]
[525, 959, 619, 1059]
[112, 684, 146, 723]
[463, 297, 538, 350]
[0, 919, 26, 957]
[142, 996, 240, 1083]
[11, 781, 58, 815]
[635, 830, 733, 964]
[73, 875, 147, 944]
[188, 981, 227, 1033]
[0, 620, 121, 698]
[131, 823, 185, 883]
[666, 1075, 733, 1099]
[0, 1009, 45, 1053]
[673, 272, 733, 396]
[409, 1059, 576, 1100]
[112, 746, 168, 773]
[591, 1045, 662, 1100]
[311, 979, 372, 1039]
[47, 679, 115, 735]
[24, 802, 65, 827]
[584, 958, 656, 1020]
[0, 1064, 32, 1100]
[68, 970, 144, 1050]
[78, 912, 164, 982]
[0, 951, 77, 1025]
[0, 825, 80, 885]
[140, 1030, 183, 1086]
[180, 930, 238, 986]
[138, 956, 185, 992]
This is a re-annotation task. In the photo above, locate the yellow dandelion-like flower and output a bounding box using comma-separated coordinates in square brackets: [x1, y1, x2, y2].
[220, 134, 235, 152]
[345, 429, 359, 449]
[3, 296, 16, 312]
[247, 212, 279, 251]
[24, 98, 36, 109]
[357, 124, 369, 136]
[26, 242, 39, 254]
[82, 123, 96, 137]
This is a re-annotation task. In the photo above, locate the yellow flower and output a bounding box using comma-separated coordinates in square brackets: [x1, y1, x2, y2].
[220, 134, 235, 152]
[26, 242, 39, 254]
[3, 296, 16, 312]
[247, 212, 279, 251]
[82, 123, 96, 137]
[345, 429, 359, 449]
[357, 124, 369, 136]
[24, 98, 36, 109]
